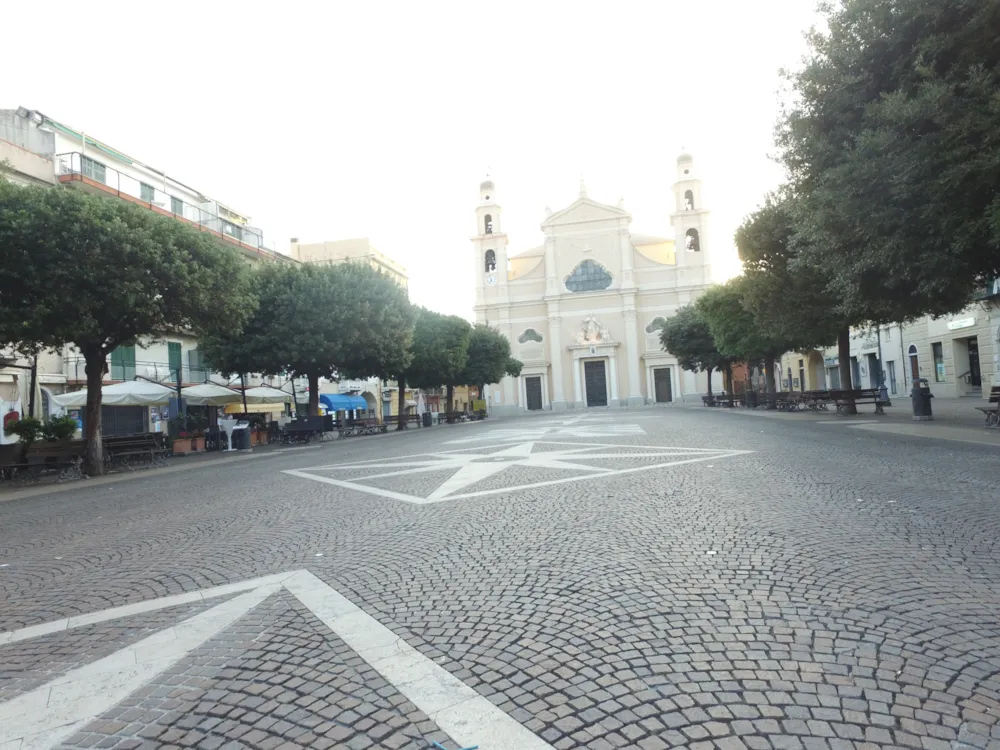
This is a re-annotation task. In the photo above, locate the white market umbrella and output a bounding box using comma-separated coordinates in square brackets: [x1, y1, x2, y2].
[53, 380, 176, 408]
[181, 383, 244, 406]
[416, 391, 426, 414]
[242, 386, 293, 404]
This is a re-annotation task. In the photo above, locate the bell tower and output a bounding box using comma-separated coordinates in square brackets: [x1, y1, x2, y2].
[473, 177, 509, 305]
[671, 152, 710, 281]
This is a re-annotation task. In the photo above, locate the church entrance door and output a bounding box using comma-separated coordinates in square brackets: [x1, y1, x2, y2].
[584, 360, 608, 407]
[653, 368, 673, 403]
[525, 376, 543, 411]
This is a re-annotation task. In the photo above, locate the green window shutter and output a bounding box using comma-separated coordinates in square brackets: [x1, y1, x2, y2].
[140, 182, 155, 202]
[188, 349, 205, 382]
[170, 196, 184, 215]
[168, 342, 182, 382]
[110, 346, 136, 380]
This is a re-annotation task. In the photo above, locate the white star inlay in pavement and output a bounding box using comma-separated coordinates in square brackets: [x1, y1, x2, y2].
[284, 440, 752, 504]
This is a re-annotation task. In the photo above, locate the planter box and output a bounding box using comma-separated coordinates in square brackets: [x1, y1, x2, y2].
[192, 435, 205, 452]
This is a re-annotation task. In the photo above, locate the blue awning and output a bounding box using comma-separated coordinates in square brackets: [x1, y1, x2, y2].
[320, 394, 369, 411]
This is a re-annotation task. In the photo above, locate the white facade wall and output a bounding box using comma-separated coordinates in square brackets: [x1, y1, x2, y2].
[474, 156, 717, 413]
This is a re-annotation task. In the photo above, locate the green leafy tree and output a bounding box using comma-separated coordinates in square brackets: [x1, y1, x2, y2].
[201, 262, 413, 417]
[0, 182, 254, 474]
[735, 194, 856, 405]
[696, 279, 792, 395]
[403, 310, 470, 423]
[659, 304, 732, 396]
[460, 324, 523, 399]
[777, 0, 1000, 320]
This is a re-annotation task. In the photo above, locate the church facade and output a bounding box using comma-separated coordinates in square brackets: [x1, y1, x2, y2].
[473, 153, 718, 414]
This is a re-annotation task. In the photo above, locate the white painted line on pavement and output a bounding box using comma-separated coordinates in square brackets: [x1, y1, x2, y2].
[284, 570, 555, 750]
[2, 569, 558, 750]
[0, 585, 279, 750]
[0, 571, 297, 645]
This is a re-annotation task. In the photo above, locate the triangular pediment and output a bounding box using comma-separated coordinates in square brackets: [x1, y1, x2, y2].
[542, 197, 631, 228]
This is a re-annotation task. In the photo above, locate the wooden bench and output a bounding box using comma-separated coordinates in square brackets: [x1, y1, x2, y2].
[2, 441, 85, 482]
[338, 419, 387, 438]
[832, 388, 889, 416]
[975, 386, 1000, 428]
[701, 395, 716, 407]
[105, 433, 169, 469]
[386, 414, 422, 427]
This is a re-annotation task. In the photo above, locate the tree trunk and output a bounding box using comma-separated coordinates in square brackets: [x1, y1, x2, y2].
[725, 363, 733, 392]
[837, 326, 857, 415]
[705, 366, 714, 397]
[396, 376, 407, 430]
[308, 372, 320, 416]
[28, 356, 38, 419]
[83, 347, 105, 476]
[446, 384, 455, 422]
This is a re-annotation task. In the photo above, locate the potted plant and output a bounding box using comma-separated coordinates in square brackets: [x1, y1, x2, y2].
[43, 415, 80, 442]
[4, 416, 43, 462]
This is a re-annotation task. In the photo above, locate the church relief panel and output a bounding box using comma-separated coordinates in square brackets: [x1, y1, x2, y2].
[575, 316, 613, 345]
[645, 316, 667, 351]
[565, 260, 613, 293]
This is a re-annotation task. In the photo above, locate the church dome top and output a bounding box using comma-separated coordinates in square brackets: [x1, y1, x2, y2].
[677, 152, 694, 163]
[480, 179, 495, 191]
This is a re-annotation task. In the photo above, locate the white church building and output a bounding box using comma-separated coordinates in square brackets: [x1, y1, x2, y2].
[473, 153, 720, 414]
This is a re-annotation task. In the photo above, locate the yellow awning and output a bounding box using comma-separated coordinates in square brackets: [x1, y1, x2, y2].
[224, 402, 285, 414]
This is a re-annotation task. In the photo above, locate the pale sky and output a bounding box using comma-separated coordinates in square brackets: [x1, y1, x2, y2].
[6, 1, 819, 319]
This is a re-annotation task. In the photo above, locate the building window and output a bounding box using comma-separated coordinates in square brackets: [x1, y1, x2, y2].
[517, 329, 543, 344]
[484, 249, 496, 272]
[170, 196, 184, 215]
[140, 182, 155, 202]
[645, 317, 667, 334]
[221, 221, 242, 241]
[168, 341, 183, 382]
[565, 260, 613, 293]
[684, 190, 694, 210]
[932, 342, 945, 382]
[685, 228, 700, 252]
[109, 345, 136, 381]
[484, 214, 493, 234]
[81, 156, 106, 184]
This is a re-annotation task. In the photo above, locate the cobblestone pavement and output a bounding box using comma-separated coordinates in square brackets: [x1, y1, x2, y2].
[1, 408, 999, 749]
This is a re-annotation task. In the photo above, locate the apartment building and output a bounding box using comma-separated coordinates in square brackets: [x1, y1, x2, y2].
[290, 237, 408, 290]
[780, 289, 1000, 399]
[0, 106, 297, 424]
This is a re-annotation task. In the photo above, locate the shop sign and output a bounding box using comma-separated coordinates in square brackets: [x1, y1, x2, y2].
[947, 317, 976, 331]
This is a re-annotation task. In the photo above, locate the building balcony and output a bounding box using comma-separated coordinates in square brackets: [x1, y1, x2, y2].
[55, 152, 293, 265]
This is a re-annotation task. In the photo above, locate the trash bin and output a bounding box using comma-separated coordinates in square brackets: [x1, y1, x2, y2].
[911, 378, 933, 421]
[232, 423, 252, 450]
[422, 411, 433, 428]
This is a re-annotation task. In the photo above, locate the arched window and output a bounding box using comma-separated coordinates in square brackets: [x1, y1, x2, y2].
[517, 329, 544, 344]
[645, 317, 667, 334]
[684, 190, 694, 211]
[484, 249, 496, 272]
[565, 260, 613, 292]
[484, 214, 493, 234]
[685, 228, 700, 252]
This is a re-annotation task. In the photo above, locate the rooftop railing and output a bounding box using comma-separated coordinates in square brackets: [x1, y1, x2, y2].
[56, 152, 292, 264]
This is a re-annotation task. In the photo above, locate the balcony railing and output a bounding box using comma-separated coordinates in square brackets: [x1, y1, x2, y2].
[55, 152, 293, 264]
[64, 356, 307, 393]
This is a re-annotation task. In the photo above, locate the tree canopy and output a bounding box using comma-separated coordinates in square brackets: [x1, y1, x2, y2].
[696, 279, 793, 393]
[460, 324, 522, 391]
[0, 181, 254, 473]
[200, 261, 413, 415]
[777, 0, 1000, 321]
[660, 304, 729, 375]
[736, 194, 842, 352]
[406, 310, 471, 391]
